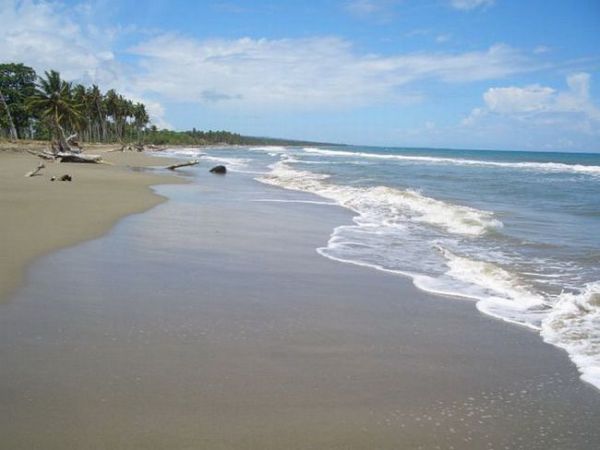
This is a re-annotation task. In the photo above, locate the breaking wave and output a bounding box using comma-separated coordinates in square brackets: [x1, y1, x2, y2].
[303, 147, 600, 176]
[258, 159, 502, 237]
[257, 154, 600, 391]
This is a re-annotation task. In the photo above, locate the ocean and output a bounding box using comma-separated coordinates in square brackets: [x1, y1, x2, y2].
[163, 144, 600, 391]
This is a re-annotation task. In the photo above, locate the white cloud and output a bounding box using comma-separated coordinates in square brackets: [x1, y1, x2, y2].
[483, 85, 556, 114]
[533, 45, 551, 54]
[0, 0, 169, 127]
[0, 0, 118, 83]
[463, 73, 600, 138]
[0, 1, 535, 117]
[344, 0, 399, 20]
[130, 36, 532, 110]
[450, 0, 494, 11]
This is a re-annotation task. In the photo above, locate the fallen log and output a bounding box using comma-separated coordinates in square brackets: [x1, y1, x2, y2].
[107, 144, 126, 153]
[65, 133, 82, 153]
[25, 163, 45, 177]
[57, 153, 102, 163]
[26, 149, 56, 160]
[166, 159, 199, 170]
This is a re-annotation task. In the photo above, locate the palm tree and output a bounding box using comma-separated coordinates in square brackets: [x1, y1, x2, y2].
[133, 103, 149, 141]
[0, 87, 18, 141]
[72, 83, 89, 140]
[87, 85, 106, 142]
[104, 89, 119, 141]
[26, 70, 81, 152]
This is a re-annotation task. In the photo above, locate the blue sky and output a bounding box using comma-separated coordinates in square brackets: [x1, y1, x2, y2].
[1, 0, 599, 151]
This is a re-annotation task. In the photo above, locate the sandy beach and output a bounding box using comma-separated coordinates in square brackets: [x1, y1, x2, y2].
[0, 142, 183, 302]
[1, 155, 599, 449]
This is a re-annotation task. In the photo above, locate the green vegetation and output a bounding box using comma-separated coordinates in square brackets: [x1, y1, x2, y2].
[142, 127, 333, 146]
[1, 62, 336, 148]
[1, 63, 149, 145]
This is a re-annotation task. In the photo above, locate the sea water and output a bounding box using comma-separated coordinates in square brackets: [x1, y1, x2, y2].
[163, 145, 600, 390]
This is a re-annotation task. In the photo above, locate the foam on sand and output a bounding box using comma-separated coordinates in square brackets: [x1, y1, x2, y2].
[258, 153, 600, 391]
[542, 282, 600, 390]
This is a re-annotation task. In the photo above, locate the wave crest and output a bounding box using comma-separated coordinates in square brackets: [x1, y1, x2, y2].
[258, 159, 502, 236]
[542, 282, 600, 390]
[303, 147, 600, 176]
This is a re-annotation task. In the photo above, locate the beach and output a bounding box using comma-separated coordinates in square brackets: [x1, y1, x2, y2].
[0, 143, 183, 302]
[1, 147, 599, 449]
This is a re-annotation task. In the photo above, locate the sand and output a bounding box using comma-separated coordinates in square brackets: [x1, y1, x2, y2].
[0, 142, 184, 302]
[1, 165, 599, 449]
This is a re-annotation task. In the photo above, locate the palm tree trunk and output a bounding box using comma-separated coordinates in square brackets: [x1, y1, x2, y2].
[0, 88, 18, 141]
[53, 110, 71, 153]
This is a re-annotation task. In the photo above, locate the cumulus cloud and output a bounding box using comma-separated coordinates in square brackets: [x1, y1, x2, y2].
[0, 0, 170, 127]
[463, 73, 600, 136]
[0, 0, 553, 135]
[0, 0, 118, 83]
[450, 0, 494, 11]
[130, 36, 532, 110]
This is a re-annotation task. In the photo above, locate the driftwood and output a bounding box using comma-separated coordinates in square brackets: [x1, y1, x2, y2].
[107, 144, 125, 153]
[26, 149, 56, 160]
[56, 152, 102, 163]
[25, 163, 45, 177]
[58, 133, 82, 154]
[166, 159, 199, 170]
[26, 149, 101, 163]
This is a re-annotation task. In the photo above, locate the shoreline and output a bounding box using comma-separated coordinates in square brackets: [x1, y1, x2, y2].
[0, 142, 185, 302]
[1, 167, 598, 448]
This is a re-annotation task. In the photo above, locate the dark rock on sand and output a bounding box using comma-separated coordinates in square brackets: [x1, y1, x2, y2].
[209, 165, 227, 174]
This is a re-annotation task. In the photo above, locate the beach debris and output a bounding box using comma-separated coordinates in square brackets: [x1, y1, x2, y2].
[166, 159, 200, 170]
[107, 144, 126, 153]
[24, 162, 45, 177]
[65, 133, 82, 151]
[50, 176, 56, 181]
[209, 165, 227, 174]
[27, 149, 57, 160]
[55, 152, 102, 163]
[108, 142, 146, 153]
[60, 174, 72, 182]
[50, 133, 82, 155]
[26, 148, 101, 163]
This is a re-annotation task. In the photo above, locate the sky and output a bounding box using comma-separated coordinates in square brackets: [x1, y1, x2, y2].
[1, 0, 599, 151]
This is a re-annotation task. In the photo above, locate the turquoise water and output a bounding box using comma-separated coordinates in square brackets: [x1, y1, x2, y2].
[163, 145, 600, 390]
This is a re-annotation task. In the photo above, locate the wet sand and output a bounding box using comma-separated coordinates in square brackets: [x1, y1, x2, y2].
[1, 159, 599, 449]
[0, 144, 183, 302]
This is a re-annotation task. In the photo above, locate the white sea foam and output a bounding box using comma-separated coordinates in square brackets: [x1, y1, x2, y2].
[258, 159, 502, 236]
[436, 248, 548, 330]
[160, 148, 204, 158]
[542, 282, 600, 390]
[201, 155, 251, 172]
[257, 154, 600, 391]
[303, 147, 600, 176]
[248, 145, 288, 153]
[252, 199, 338, 205]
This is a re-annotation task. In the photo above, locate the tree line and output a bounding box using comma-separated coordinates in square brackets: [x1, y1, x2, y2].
[0, 63, 149, 145]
